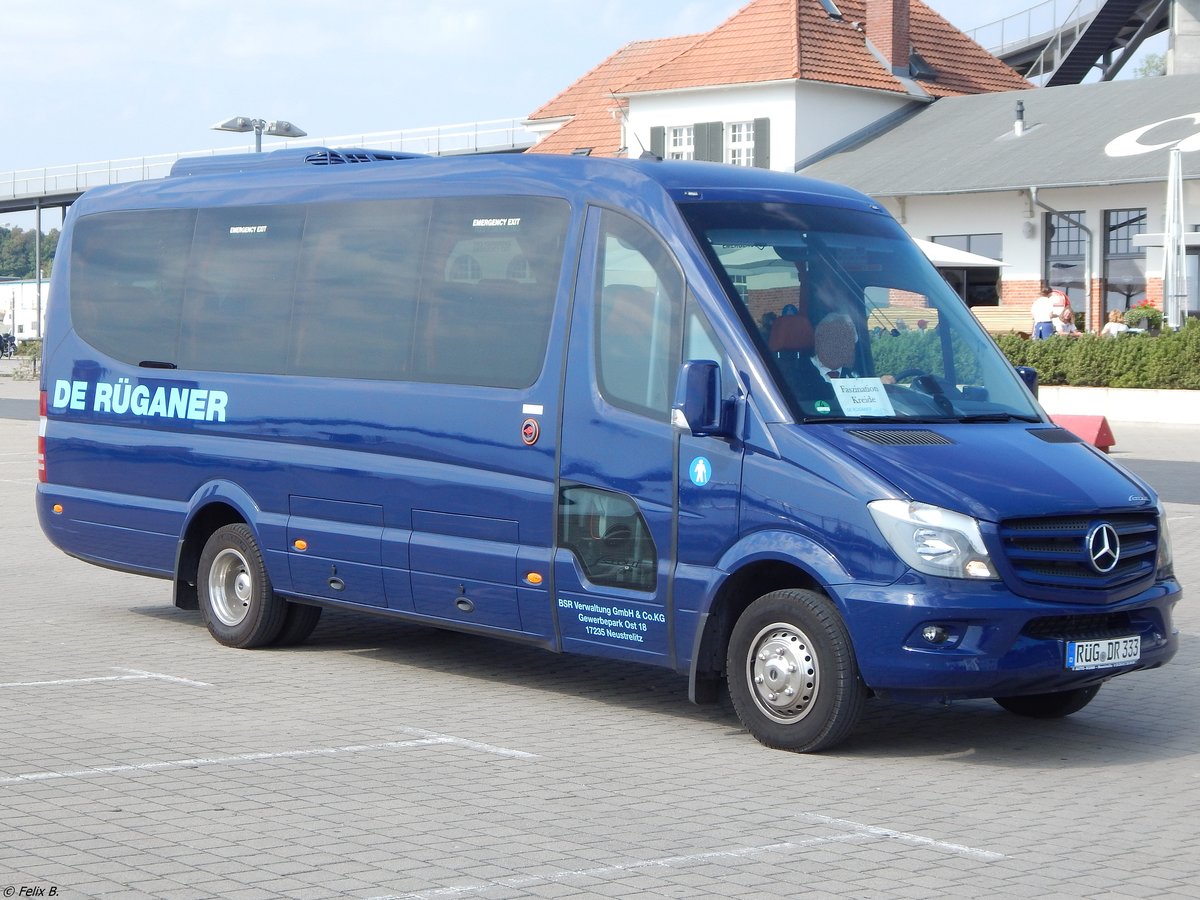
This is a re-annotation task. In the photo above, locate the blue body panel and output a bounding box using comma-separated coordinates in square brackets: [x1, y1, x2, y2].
[37, 152, 1179, 705]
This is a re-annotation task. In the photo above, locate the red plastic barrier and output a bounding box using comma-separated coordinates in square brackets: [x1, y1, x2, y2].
[1050, 414, 1116, 452]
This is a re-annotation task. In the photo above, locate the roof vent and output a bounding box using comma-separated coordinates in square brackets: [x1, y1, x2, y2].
[170, 147, 427, 176]
[302, 149, 428, 166]
[1014, 100, 1026, 138]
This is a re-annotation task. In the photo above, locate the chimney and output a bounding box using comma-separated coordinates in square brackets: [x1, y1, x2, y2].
[867, 0, 911, 76]
[1014, 100, 1025, 137]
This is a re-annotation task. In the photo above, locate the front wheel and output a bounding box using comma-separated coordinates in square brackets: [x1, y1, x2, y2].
[273, 602, 323, 647]
[198, 523, 286, 648]
[994, 685, 1100, 718]
[726, 588, 866, 753]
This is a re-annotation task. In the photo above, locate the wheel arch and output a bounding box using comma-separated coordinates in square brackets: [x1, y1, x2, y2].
[687, 557, 827, 704]
[172, 482, 263, 610]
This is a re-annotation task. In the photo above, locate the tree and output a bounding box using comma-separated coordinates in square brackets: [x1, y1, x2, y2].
[0, 225, 59, 279]
[1134, 52, 1166, 78]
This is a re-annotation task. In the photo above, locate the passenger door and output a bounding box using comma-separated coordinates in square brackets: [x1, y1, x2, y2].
[555, 208, 742, 667]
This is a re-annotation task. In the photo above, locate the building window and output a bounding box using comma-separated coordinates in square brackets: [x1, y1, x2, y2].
[1103, 208, 1147, 318]
[930, 233, 1002, 305]
[1045, 211, 1087, 319]
[728, 122, 755, 167]
[668, 126, 694, 160]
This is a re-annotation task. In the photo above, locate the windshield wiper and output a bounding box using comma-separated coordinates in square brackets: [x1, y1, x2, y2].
[801, 415, 908, 424]
[957, 412, 1041, 423]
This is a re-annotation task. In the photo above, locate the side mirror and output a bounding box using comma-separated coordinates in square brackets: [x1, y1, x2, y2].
[1015, 365, 1039, 398]
[672, 360, 730, 436]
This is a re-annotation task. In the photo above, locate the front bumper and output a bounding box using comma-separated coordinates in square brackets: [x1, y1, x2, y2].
[836, 577, 1180, 703]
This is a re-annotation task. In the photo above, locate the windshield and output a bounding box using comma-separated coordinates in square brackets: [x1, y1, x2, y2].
[679, 200, 1042, 424]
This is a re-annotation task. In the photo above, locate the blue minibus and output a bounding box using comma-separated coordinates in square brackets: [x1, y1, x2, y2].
[37, 149, 1180, 751]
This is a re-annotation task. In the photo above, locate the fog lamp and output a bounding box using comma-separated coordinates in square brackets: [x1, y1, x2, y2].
[921, 624, 949, 644]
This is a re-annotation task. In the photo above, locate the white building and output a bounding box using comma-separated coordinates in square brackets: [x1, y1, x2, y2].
[525, 0, 1028, 164]
[2, 279, 47, 342]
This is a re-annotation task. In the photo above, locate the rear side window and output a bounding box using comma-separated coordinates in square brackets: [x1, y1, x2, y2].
[69, 195, 570, 388]
[70, 209, 195, 366]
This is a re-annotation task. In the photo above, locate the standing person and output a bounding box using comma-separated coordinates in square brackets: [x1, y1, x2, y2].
[1049, 285, 1071, 319]
[1031, 286, 1056, 340]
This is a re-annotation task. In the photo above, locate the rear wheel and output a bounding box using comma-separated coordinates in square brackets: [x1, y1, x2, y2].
[994, 685, 1100, 718]
[198, 523, 286, 648]
[726, 588, 866, 753]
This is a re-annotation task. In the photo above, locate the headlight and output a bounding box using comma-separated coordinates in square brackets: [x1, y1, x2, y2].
[1157, 504, 1175, 580]
[868, 499, 998, 580]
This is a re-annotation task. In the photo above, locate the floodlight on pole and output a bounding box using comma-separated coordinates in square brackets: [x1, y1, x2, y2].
[211, 116, 308, 152]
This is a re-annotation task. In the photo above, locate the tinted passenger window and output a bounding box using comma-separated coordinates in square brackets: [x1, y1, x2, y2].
[595, 211, 684, 419]
[291, 200, 431, 380]
[179, 206, 306, 374]
[70, 209, 196, 366]
[414, 196, 568, 387]
[66, 195, 569, 389]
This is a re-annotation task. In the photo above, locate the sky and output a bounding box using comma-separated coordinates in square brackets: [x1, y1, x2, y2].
[2, 1, 1164, 196]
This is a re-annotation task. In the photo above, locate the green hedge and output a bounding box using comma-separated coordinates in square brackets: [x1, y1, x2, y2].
[995, 319, 1200, 389]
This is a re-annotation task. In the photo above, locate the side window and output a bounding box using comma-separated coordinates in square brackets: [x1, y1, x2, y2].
[179, 205, 307, 374]
[684, 293, 734, 397]
[70, 209, 196, 366]
[69, 195, 569, 386]
[412, 196, 570, 388]
[558, 486, 656, 592]
[595, 211, 684, 419]
[290, 199, 431, 380]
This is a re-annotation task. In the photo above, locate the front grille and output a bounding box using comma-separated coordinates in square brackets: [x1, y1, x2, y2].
[1023, 613, 1135, 641]
[998, 512, 1157, 600]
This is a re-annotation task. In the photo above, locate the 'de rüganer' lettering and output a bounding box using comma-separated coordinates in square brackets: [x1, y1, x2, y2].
[51, 379, 229, 422]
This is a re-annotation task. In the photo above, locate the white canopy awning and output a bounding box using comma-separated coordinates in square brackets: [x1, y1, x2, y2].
[915, 238, 1006, 269]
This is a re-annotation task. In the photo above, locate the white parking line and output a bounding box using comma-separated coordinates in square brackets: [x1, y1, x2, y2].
[370, 818, 1005, 900]
[796, 813, 1006, 861]
[0, 729, 536, 786]
[373, 839, 856, 900]
[0, 668, 212, 689]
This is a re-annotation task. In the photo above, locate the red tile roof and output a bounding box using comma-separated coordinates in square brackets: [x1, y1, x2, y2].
[526, 36, 698, 157]
[527, 0, 1030, 156]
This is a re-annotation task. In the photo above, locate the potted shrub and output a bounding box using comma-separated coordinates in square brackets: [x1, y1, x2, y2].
[1123, 301, 1163, 334]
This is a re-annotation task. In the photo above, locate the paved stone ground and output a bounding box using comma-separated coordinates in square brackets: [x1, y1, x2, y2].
[1, 365, 1197, 899]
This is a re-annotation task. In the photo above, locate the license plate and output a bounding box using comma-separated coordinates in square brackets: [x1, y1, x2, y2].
[1065, 635, 1141, 670]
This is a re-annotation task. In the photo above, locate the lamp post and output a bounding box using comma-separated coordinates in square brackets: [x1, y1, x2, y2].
[211, 116, 307, 152]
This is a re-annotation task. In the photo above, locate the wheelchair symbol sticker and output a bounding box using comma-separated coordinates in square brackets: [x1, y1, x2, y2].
[689, 456, 712, 486]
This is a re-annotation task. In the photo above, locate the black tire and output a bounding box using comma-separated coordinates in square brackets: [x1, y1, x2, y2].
[726, 588, 866, 753]
[197, 523, 286, 648]
[273, 602, 323, 647]
[994, 685, 1100, 718]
